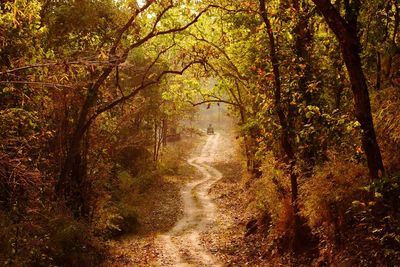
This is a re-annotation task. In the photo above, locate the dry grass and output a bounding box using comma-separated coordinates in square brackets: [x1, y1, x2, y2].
[247, 152, 290, 222]
[373, 87, 400, 171]
[300, 159, 368, 231]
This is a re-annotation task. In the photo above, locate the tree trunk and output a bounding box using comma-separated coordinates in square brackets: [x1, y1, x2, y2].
[239, 108, 252, 172]
[162, 118, 167, 146]
[157, 119, 164, 162]
[312, 0, 385, 179]
[259, 0, 301, 243]
[153, 118, 158, 163]
[393, 0, 399, 46]
[386, 1, 399, 80]
[56, 67, 113, 217]
[376, 51, 381, 90]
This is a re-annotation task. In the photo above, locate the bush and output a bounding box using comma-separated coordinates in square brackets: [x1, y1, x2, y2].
[49, 215, 95, 265]
[113, 202, 139, 235]
[300, 159, 368, 245]
[93, 170, 140, 238]
[158, 138, 197, 175]
[0, 209, 104, 267]
[350, 174, 400, 262]
[115, 146, 152, 176]
[247, 152, 290, 223]
[245, 152, 300, 249]
[246, 153, 316, 252]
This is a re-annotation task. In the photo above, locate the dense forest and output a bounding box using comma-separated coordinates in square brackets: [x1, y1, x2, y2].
[1, 0, 400, 266]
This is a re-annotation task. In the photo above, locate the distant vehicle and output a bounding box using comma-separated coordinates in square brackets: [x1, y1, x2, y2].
[207, 124, 214, 135]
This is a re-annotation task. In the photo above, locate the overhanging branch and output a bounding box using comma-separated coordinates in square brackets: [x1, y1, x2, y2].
[189, 99, 241, 107]
[82, 60, 205, 133]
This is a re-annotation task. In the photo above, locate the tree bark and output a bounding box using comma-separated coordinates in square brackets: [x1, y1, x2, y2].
[56, 67, 113, 217]
[153, 118, 158, 163]
[312, 0, 385, 179]
[393, 0, 399, 46]
[376, 51, 381, 91]
[162, 118, 167, 146]
[386, 1, 399, 80]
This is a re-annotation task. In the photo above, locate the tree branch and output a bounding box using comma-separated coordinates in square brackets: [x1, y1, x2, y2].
[188, 98, 241, 107]
[140, 42, 176, 86]
[0, 60, 120, 75]
[109, 0, 154, 56]
[187, 32, 247, 81]
[82, 60, 205, 134]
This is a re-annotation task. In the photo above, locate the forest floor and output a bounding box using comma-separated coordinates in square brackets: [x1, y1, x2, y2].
[103, 129, 260, 266]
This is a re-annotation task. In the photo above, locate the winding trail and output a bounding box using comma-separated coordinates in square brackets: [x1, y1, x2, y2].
[158, 133, 224, 266]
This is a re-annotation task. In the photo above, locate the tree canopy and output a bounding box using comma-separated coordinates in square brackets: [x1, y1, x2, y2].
[1, 0, 400, 265]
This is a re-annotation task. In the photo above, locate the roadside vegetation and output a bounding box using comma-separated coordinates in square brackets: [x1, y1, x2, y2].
[1, 0, 400, 266]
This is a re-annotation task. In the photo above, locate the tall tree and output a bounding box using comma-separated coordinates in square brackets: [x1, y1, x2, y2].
[311, 0, 385, 179]
[55, 2, 211, 216]
[259, 0, 301, 241]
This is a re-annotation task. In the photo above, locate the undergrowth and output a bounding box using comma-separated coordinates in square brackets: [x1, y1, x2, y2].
[0, 133, 201, 266]
[244, 153, 400, 265]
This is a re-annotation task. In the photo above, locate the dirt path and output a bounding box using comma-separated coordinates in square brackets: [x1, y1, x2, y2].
[157, 133, 229, 266]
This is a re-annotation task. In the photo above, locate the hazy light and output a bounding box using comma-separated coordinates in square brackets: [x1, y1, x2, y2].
[137, 0, 146, 8]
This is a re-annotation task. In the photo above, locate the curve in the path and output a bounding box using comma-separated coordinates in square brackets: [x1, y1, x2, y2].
[158, 133, 223, 267]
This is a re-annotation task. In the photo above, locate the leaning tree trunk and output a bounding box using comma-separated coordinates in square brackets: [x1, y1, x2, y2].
[312, 0, 385, 179]
[57, 67, 113, 217]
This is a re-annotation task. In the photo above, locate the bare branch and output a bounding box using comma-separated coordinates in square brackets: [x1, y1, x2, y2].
[109, 0, 154, 56]
[0, 60, 126, 75]
[150, 4, 174, 34]
[0, 63, 57, 75]
[187, 32, 247, 80]
[205, 4, 254, 14]
[140, 42, 176, 86]
[128, 5, 214, 52]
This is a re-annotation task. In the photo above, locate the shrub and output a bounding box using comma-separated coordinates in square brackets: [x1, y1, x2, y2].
[158, 138, 197, 175]
[247, 152, 290, 223]
[350, 174, 400, 262]
[93, 171, 140, 238]
[0, 209, 103, 267]
[300, 159, 368, 246]
[49, 215, 89, 263]
[114, 202, 139, 235]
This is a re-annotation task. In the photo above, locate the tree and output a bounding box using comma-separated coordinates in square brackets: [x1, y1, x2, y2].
[258, 0, 301, 242]
[56, 25, 207, 216]
[311, 0, 385, 179]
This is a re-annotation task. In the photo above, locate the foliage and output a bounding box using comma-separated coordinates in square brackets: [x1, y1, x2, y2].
[350, 174, 400, 261]
[0, 208, 103, 266]
[247, 152, 289, 220]
[1, 0, 400, 265]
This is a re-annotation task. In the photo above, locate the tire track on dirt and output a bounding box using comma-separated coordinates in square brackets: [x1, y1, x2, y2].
[158, 133, 223, 266]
